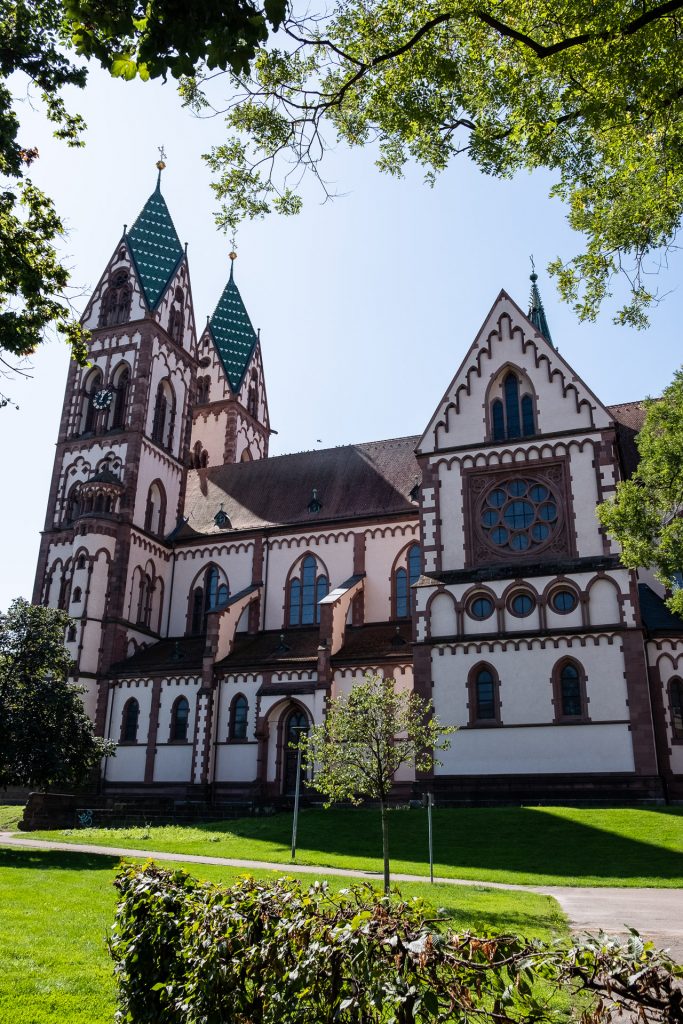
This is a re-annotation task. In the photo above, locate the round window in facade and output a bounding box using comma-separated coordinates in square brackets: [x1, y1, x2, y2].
[480, 479, 559, 555]
[468, 595, 495, 620]
[509, 592, 535, 617]
[550, 589, 578, 614]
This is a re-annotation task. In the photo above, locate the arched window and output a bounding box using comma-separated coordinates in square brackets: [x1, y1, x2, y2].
[82, 369, 103, 434]
[468, 665, 501, 725]
[136, 572, 153, 628]
[110, 364, 130, 429]
[66, 624, 77, 643]
[76, 554, 86, 570]
[394, 544, 421, 619]
[196, 375, 211, 403]
[553, 660, 588, 722]
[67, 487, 81, 523]
[669, 679, 683, 740]
[192, 441, 209, 468]
[288, 555, 328, 626]
[490, 371, 536, 441]
[151, 379, 176, 450]
[229, 694, 249, 740]
[72, 587, 82, 603]
[144, 481, 166, 536]
[121, 698, 140, 743]
[99, 271, 131, 327]
[247, 369, 258, 418]
[188, 565, 229, 635]
[170, 696, 190, 742]
[168, 287, 184, 342]
[241, 448, 252, 462]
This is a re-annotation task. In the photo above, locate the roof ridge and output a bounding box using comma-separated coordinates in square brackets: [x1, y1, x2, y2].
[191, 433, 421, 469]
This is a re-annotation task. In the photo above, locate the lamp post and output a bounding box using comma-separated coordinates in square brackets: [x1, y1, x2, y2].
[427, 791, 434, 884]
[290, 724, 307, 861]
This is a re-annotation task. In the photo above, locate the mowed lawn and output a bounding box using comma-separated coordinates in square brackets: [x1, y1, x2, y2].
[0, 846, 568, 1024]
[26, 805, 683, 887]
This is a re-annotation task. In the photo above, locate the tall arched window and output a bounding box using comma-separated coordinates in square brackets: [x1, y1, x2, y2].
[394, 544, 421, 618]
[144, 481, 167, 536]
[82, 369, 103, 434]
[247, 369, 258, 418]
[168, 287, 184, 342]
[188, 565, 229, 635]
[669, 679, 683, 740]
[553, 659, 588, 722]
[99, 271, 131, 327]
[110, 363, 130, 429]
[283, 707, 308, 795]
[288, 555, 328, 626]
[121, 698, 140, 743]
[170, 696, 190, 742]
[151, 378, 176, 450]
[196, 375, 211, 403]
[136, 572, 153, 628]
[491, 371, 536, 441]
[229, 694, 249, 740]
[467, 665, 501, 725]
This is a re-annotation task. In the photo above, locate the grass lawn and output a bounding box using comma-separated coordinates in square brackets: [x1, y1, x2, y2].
[0, 846, 568, 1024]
[0, 805, 23, 830]
[23, 805, 683, 888]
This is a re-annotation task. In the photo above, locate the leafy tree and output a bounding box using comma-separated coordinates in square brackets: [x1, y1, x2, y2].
[598, 371, 683, 616]
[0, 598, 114, 789]
[184, 0, 683, 328]
[300, 673, 454, 892]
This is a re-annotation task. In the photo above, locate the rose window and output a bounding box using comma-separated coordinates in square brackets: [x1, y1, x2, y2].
[480, 479, 558, 553]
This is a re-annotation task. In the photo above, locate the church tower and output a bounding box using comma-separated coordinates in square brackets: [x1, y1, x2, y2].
[190, 253, 271, 468]
[33, 163, 198, 734]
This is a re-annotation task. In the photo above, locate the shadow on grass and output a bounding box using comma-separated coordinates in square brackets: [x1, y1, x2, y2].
[0, 846, 120, 873]
[188, 806, 683, 883]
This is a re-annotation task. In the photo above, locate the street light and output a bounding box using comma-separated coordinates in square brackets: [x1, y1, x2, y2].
[290, 724, 307, 861]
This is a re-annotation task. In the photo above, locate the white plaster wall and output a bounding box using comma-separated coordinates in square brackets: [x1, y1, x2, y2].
[107, 681, 154, 742]
[588, 578, 622, 625]
[168, 543, 254, 634]
[430, 593, 458, 637]
[191, 407, 228, 467]
[363, 524, 419, 622]
[437, 462, 465, 571]
[154, 745, 193, 782]
[567, 444, 604, 557]
[133, 441, 182, 535]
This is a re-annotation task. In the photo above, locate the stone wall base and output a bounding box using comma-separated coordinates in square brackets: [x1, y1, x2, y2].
[421, 772, 666, 806]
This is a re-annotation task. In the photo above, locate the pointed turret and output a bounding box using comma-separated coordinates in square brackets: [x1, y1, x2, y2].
[125, 168, 184, 310]
[207, 253, 258, 392]
[528, 267, 553, 348]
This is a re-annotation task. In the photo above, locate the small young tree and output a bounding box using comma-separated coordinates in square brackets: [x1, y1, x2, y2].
[0, 599, 114, 790]
[300, 673, 455, 893]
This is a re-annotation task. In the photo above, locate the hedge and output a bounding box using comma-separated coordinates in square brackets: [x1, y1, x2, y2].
[109, 863, 682, 1024]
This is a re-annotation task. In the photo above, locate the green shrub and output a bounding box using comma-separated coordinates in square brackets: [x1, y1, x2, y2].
[110, 863, 681, 1024]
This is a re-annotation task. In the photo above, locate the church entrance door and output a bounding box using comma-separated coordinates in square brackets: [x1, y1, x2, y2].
[283, 709, 308, 796]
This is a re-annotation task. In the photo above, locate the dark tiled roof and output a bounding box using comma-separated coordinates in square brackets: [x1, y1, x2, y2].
[334, 622, 412, 661]
[607, 401, 645, 479]
[208, 269, 258, 392]
[111, 637, 206, 676]
[217, 629, 320, 669]
[181, 436, 420, 536]
[126, 185, 183, 309]
[638, 584, 683, 635]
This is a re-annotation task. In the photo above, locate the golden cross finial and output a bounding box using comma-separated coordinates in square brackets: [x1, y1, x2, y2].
[156, 145, 167, 171]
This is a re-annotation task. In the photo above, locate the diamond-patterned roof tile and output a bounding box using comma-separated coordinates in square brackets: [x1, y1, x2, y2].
[126, 183, 184, 309]
[208, 267, 258, 392]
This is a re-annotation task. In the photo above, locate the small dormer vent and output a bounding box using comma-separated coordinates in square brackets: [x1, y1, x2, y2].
[308, 487, 323, 514]
[214, 504, 231, 529]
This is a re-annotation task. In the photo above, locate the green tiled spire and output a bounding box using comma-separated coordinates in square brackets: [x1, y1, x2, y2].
[208, 260, 258, 392]
[126, 180, 183, 309]
[528, 268, 554, 347]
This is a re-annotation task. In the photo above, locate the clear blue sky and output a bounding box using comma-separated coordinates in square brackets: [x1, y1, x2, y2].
[1, 64, 682, 611]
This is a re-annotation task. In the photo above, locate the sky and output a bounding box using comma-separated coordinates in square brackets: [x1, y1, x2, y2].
[1, 62, 682, 611]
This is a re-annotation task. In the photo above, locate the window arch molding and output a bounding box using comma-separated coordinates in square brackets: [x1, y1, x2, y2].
[467, 662, 502, 726]
[425, 588, 459, 639]
[485, 363, 538, 443]
[273, 699, 311, 795]
[462, 585, 498, 624]
[169, 695, 191, 743]
[391, 542, 422, 620]
[109, 360, 131, 430]
[151, 376, 176, 451]
[81, 367, 104, 434]
[668, 677, 683, 743]
[542, 578, 583, 619]
[99, 269, 131, 328]
[144, 479, 167, 537]
[551, 657, 590, 724]
[228, 693, 249, 741]
[285, 553, 330, 627]
[120, 697, 140, 743]
[501, 581, 540, 621]
[585, 575, 623, 627]
[168, 286, 184, 342]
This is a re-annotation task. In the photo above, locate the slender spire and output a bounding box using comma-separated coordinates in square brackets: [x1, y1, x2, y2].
[528, 257, 553, 347]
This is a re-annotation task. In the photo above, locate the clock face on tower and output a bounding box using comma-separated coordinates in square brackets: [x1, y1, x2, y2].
[92, 388, 113, 411]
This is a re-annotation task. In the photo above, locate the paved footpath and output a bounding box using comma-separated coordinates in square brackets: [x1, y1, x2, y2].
[2, 832, 681, 962]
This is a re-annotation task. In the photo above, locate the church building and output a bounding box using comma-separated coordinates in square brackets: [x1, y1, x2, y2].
[33, 170, 683, 805]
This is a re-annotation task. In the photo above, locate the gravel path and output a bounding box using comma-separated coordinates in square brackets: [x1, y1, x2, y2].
[2, 832, 681, 961]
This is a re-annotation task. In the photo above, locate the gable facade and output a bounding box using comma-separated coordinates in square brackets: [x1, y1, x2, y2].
[33, 181, 683, 805]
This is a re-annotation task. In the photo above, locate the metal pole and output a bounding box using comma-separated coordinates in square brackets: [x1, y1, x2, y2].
[428, 791, 434, 884]
[291, 733, 303, 861]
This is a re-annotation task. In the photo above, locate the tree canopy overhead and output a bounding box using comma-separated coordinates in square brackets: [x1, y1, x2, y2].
[187, 0, 683, 328]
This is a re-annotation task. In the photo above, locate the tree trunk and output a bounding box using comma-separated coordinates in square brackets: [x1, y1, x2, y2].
[380, 799, 390, 894]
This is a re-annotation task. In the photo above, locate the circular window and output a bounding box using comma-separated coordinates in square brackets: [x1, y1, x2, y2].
[510, 592, 535, 617]
[468, 595, 494, 620]
[481, 479, 559, 554]
[550, 589, 577, 614]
